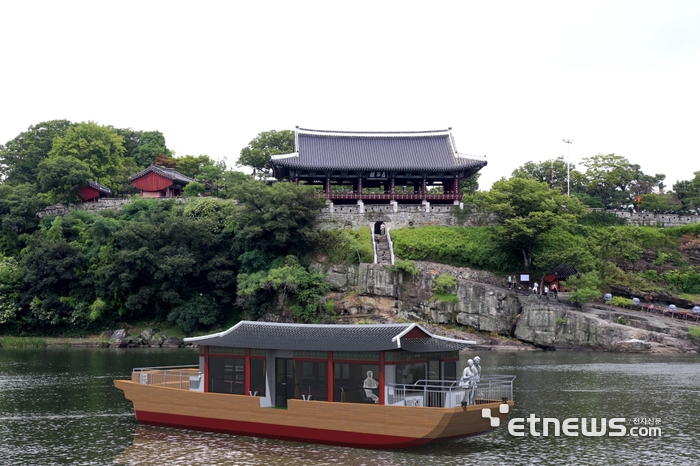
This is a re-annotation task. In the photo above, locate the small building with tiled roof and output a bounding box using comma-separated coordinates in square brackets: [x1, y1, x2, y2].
[184, 321, 474, 406]
[271, 127, 486, 206]
[129, 165, 194, 198]
[77, 180, 112, 202]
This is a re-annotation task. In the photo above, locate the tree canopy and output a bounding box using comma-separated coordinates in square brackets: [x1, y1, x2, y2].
[237, 130, 294, 176]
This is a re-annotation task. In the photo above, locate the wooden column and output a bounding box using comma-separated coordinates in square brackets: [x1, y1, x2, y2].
[203, 346, 210, 393]
[245, 348, 251, 396]
[357, 177, 363, 196]
[421, 177, 427, 197]
[378, 352, 385, 405]
[325, 176, 330, 198]
[455, 176, 460, 194]
[327, 352, 334, 403]
[390, 176, 395, 196]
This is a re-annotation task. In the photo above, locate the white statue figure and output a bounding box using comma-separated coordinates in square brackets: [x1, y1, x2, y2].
[363, 370, 379, 403]
[473, 356, 482, 383]
[459, 359, 476, 405]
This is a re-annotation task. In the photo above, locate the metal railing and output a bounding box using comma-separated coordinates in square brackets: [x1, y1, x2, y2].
[385, 226, 395, 265]
[386, 375, 515, 408]
[131, 365, 201, 391]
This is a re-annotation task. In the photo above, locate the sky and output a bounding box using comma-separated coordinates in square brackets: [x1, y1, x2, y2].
[1, 0, 699, 190]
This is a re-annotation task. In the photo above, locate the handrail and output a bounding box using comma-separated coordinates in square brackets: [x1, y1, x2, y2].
[386, 375, 515, 408]
[131, 366, 201, 391]
[371, 230, 377, 264]
[385, 227, 395, 265]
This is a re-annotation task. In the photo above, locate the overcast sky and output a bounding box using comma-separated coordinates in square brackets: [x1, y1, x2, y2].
[1, 1, 699, 190]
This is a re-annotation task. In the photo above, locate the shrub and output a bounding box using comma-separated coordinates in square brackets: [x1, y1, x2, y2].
[435, 274, 457, 294]
[611, 297, 633, 308]
[566, 272, 601, 306]
[394, 259, 418, 277]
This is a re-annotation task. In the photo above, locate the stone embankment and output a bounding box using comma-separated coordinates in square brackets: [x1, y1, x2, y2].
[312, 261, 699, 353]
[97, 329, 184, 348]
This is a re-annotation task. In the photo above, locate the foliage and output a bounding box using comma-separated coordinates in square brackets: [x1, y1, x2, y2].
[391, 226, 519, 272]
[183, 181, 206, 197]
[566, 272, 602, 306]
[578, 211, 627, 227]
[512, 156, 583, 195]
[236, 256, 331, 322]
[435, 274, 457, 294]
[459, 172, 481, 194]
[394, 259, 419, 277]
[0, 256, 22, 327]
[315, 227, 373, 264]
[131, 131, 170, 168]
[228, 180, 326, 263]
[0, 336, 46, 347]
[470, 177, 587, 267]
[0, 183, 47, 255]
[430, 292, 459, 303]
[0, 120, 74, 184]
[661, 268, 700, 294]
[48, 121, 126, 189]
[673, 171, 700, 212]
[36, 156, 92, 204]
[175, 154, 216, 179]
[237, 129, 294, 175]
[167, 294, 221, 333]
[611, 296, 633, 308]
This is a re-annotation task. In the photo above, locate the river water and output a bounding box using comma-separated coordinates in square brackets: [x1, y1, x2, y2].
[0, 347, 698, 465]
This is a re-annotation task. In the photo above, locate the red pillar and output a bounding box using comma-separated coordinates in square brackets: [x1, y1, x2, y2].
[357, 177, 363, 197]
[245, 348, 251, 395]
[327, 352, 334, 402]
[378, 352, 385, 405]
[203, 346, 209, 393]
[325, 176, 330, 198]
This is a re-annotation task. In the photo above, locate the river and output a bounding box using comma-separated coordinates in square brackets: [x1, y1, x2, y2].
[0, 347, 698, 465]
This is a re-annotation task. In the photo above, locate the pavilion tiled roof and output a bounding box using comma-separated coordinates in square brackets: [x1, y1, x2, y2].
[184, 321, 474, 352]
[271, 128, 487, 173]
[128, 165, 195, 184]
[86, 181, 112, 195]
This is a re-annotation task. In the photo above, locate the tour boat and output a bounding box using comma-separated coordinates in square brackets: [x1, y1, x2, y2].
[114, 321, 515, 449]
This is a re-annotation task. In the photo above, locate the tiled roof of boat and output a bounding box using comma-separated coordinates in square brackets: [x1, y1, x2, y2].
[271, 128, 487, 172]
[87, 181, 112, 195]
[184, 321, 472, 352]
[128, 164, 195, 183]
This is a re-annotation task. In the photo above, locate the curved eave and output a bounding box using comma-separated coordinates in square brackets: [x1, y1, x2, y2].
[271, 159, 487, 173]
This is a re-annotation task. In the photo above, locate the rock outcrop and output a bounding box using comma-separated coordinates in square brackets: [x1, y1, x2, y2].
[313, 261, 699, 353]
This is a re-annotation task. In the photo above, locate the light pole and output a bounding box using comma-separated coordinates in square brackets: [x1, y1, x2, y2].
[562, 139, 573, 196]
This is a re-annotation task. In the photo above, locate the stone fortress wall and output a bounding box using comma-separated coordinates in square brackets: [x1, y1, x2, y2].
[36, 197, 700, 229]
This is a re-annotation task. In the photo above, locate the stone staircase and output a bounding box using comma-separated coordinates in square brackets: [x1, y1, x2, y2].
[374, 234, 393, 265]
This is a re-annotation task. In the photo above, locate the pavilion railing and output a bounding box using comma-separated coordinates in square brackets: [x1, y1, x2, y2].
[131, 365, 201, 391]
[318, 193, 463, 201]
[386, 375, 515, 408]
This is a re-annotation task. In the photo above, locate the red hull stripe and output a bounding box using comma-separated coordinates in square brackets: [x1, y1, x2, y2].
[135, 410, 443, 449]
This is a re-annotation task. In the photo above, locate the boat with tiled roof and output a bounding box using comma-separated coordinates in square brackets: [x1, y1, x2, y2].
[114, 321, 514, 449]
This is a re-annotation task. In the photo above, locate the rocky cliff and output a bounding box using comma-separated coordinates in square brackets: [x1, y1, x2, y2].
[312, 261, 699, 353]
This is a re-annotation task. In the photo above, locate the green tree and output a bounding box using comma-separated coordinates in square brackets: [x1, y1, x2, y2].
[237, 129, 294, 176]
[228, 180, 326, 264]
[36, 156, 92, 204]
[512, 156, 585, 195]
[0, 183, 47, 255]
[472, 177, 587, 268]
[459, 172, 481, 194]
[48, 121, 125, 188]
[0, 120, 74, 184]
[0, 256, 22, 327]
[131, 131, 170, 168]
[183, 181, 206, 197]
[175, 154, 215, 178]
[566, 272, 601, 307]
[673, 171, 700, 212]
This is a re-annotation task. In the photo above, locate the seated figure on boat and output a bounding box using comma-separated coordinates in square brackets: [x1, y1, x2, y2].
[363, 371, 379, 403]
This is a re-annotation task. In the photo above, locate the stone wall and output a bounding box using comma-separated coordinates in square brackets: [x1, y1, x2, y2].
[608, 210, 700, 227]
[315, 204, 497, 230]
[37, 197, 186, 218]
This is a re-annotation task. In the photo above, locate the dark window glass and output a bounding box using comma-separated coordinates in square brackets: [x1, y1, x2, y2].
[293, 361, 328, 401]
[250, 358, 266, 396]
[443, 361, 457, 381]
[209, 357, 245, 394]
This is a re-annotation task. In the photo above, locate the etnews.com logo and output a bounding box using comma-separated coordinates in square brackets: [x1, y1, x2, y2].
[482, 404, 662, 437]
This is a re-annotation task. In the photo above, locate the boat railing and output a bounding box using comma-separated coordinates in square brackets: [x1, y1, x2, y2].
[131, 365, 201, 391]
[386, 375, 515, 408]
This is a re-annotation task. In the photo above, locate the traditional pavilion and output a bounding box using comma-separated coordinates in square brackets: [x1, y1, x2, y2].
[185, 321, 472, 407]
[129, 165, 194, 198]
[77, 181, 112, 202]
[270, 127, 487, 206]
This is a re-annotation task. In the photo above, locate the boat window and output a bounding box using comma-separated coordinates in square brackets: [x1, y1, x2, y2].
[443, 361, 457, 381]
[334, 363, 379, 403]
[395, 363, 425, 385]
[293, 361, 328, 401]
[209, 357, 245, 395]
[250, 358, 266, 396]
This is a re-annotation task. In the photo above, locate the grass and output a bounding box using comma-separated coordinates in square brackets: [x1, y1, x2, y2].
[429, 293, 459, 303]
[0, 336, 47, 348]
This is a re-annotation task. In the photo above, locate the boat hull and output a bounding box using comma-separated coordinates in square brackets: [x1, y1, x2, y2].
[115, 380, 512, 449]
